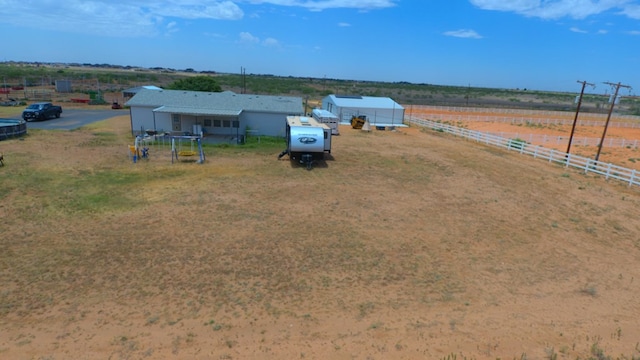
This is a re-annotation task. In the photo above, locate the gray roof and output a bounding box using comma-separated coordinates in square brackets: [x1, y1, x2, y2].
[153, 105, 241, 117]
[325, 94, 404, 110]
[126, 89, 303, 115]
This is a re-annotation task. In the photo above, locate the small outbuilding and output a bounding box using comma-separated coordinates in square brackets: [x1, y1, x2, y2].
[322, 94, 405, 127]
[125, 89, 303, 139]
[122, 85, 163, 99]
[311, 108, 340, 135]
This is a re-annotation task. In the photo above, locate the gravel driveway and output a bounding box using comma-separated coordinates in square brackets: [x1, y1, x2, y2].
[25, 109, 129, 130]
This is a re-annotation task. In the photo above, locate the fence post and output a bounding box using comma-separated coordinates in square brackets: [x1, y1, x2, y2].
[630, 169, 637, 186]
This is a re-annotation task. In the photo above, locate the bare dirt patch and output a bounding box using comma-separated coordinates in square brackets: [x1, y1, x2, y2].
[410, 106, 640, 170]
[1, 116, 640, 359]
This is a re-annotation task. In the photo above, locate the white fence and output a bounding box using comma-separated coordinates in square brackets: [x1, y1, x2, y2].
[484, 132, 640, 148]
[406, 105, 640, 129]
[406, 116, 640, 188]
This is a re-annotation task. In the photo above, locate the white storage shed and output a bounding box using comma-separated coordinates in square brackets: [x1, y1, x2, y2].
[322, 94, 405, 127]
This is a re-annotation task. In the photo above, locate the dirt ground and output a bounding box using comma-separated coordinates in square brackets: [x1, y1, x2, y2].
[410, 107, 640, 171]
[1, 113, 640, 360]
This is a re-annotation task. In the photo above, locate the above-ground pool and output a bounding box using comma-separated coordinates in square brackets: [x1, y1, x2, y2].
[0, 119, 27, 140]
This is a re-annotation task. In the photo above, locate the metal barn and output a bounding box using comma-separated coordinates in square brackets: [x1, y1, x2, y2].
[321, 94, 405, 127]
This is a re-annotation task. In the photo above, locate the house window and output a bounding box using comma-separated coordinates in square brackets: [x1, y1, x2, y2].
[223, 120, 231, 128]
[204, 119, 212, 127]
[232, 120, 239, 128]
[213, 119, 221, 127]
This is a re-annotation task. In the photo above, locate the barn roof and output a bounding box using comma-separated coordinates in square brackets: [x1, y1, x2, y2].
[126, 89, 303, 114]
[325, 94, 404, 110]
[122, 85, 163, 97]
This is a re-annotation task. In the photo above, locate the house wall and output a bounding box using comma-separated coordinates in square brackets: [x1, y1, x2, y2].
[130, 106, 165, 134]
[200, 116, 241, 137]
[130, 107, 300, 138]
[243, 112, 291, 137]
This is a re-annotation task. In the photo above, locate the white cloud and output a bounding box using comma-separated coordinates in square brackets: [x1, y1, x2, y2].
[628, 30, 640, 34]
[242, 0, 398, 11]
[597, 29, 609, 33]
[338, 22, 351, 27]
[262, 37, 281, 47]
[570, 26, 588, 33]
[153, 1, 243, 20]
[204, 32, 226, 38]
[0, 1, 243, 37]
[444, 29, 483, 39]
[239, 31, 261, 44]
[621, 4, 640, 18]
[0, 0, 396, 38]
[238, 33, 282, 47]
[469, 0, 636, 20]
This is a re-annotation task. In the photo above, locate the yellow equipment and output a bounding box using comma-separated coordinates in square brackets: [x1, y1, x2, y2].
[351, 115, 367, 129]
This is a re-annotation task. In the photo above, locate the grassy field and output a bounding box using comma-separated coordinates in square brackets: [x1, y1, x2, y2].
[1, 115, 640, 359]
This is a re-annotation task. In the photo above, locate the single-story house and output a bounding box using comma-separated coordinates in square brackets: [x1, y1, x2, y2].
[125, 89, 304, 138]
[322, 94, 405, 126]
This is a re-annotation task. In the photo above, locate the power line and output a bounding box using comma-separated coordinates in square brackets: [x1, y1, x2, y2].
[595, 81, 632, 162]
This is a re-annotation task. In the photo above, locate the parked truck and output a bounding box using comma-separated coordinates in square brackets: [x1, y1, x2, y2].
[278, 116, 332, 170]
[22, 102, 63, 122]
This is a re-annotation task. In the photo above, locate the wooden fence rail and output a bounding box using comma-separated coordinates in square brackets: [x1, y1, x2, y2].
[406, 116, 640, 188]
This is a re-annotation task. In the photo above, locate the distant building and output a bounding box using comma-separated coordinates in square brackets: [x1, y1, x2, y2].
[125, 89, 303, 137]
[122, 85, 163, 99]
[322, 95, 405, 126]
[55, 80, 72, 93]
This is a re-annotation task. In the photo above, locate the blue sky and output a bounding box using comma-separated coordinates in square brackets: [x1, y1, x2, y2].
[1, 0, 639, 92]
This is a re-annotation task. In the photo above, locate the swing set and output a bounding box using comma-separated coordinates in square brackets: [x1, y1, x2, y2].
[171, 135, 205, 164]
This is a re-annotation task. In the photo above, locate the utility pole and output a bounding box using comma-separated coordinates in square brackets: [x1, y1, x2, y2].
[566, 80, 595, 155]
[595, 81, 632, 162]
[240, 67, 246, 94]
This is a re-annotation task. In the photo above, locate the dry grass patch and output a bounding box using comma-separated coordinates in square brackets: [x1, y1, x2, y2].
[1, 118, 640, 359]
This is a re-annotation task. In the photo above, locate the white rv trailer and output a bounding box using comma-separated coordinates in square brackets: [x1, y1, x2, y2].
[311, 108, 340, 135]
[278, 116, 332, 170]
